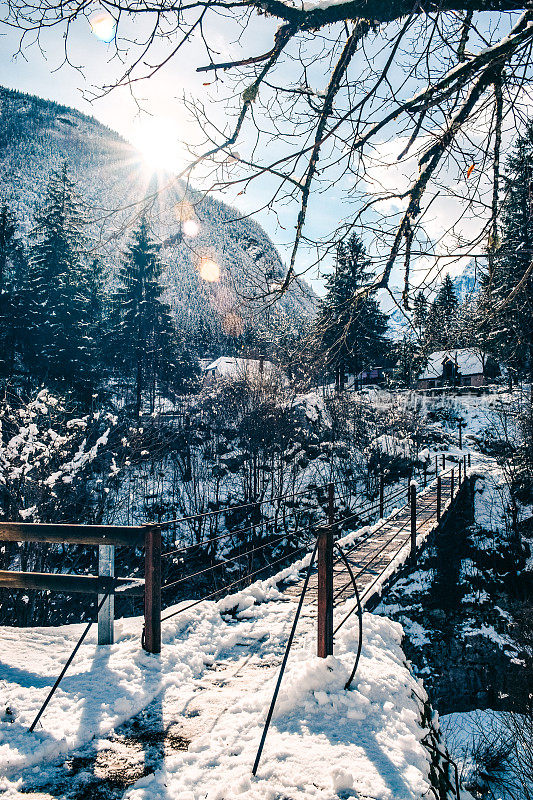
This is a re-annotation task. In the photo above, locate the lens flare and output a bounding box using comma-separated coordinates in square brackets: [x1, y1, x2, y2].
[183, 219, 200, 237]
[199, 258, 220, 283]
[89, 11, 116, 42]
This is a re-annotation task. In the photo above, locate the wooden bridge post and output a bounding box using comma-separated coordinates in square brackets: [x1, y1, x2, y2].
[442, 453, 446, 469]
[379, 472, 384, 518]
[468, 452, 471, 468]
[435, 454, 438, 476]
[437, 475, 442, 522]
[458, 420, 463, 450]
[144, 524, 162, 654]
[410, 482, 417, 560]
[317, 484, 334, 658]
[458, 461, 462, 485]
[450, 469, 455, 500]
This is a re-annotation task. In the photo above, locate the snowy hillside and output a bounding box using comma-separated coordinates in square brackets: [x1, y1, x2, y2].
[0, 86, 315, 340]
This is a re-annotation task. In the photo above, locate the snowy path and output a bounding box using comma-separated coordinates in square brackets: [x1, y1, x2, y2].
[0, 592, 441, 800]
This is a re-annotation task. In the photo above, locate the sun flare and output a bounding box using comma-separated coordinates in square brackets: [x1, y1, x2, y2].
[130, 117, 183, 174]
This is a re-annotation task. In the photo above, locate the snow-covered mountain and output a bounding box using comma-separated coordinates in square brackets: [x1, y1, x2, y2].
[386, 261, 481, 340]
[451, 259, 481, 302]
[0, 86, 314, 340]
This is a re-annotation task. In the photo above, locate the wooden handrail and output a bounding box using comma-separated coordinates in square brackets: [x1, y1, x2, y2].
[0, 570, 145, 595]
[0, 522, 147, 547]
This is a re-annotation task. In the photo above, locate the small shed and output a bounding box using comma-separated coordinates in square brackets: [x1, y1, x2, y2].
[417, 349, 492, 389]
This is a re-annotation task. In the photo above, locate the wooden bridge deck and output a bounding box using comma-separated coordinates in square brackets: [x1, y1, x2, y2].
[284, 474, 455, 609]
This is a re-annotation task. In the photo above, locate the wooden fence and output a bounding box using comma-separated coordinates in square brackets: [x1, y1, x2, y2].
[0, 522, 162, 654]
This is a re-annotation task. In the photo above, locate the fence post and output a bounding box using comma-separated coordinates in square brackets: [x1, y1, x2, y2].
[450, 469, 455, 500]
[458, 461, 462, 486]
[144, 524, 162, 654]
[442, 453, 446, 469]
[468, 452, 471, 468]
[410, 482, 417, 560]
[98, 544, 115, 645]
[437, 475, 442, 522]
[318, 484, 334, 658]
[379, 472, 384, 518]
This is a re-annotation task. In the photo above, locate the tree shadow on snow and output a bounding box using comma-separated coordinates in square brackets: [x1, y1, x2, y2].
[14, 644, 182, 800]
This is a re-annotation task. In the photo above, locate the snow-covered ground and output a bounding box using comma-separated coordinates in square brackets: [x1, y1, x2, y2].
[0, 581, 445, 799]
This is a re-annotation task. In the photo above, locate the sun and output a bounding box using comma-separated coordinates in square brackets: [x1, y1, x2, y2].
[130, 117, 183, 174]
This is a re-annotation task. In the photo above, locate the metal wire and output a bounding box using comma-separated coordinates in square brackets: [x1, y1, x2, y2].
[252, 535, 320, 777]
[160, 544, 309, 622]
[158, 484, 326, 528]
[161, 527, 317, 591]
[160, 504, 318, 558]
[29, 593, 110, 733]
[333, 542, 363, 689]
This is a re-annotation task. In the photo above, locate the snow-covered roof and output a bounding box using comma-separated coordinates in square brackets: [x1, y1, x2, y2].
[203, 356, 275, 377]
[419, 349, 485, 380]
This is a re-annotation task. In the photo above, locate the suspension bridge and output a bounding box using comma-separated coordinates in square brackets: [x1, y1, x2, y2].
[0, 450, 475, 798]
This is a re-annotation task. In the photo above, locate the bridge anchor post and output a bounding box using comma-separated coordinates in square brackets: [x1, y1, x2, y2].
[317, 484, 334, 658]
[143, 525, 162, 654]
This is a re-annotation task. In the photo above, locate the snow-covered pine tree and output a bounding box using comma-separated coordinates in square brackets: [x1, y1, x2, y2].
[315, 234, 389, 389]
[109, 216, 195, 416]
[483, 124, 533, 386]
[26, 164, 100, 401]
[0, 204, 27, 383]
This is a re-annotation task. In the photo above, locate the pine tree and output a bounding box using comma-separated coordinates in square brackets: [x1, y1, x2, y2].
[316, 234, 389, 388]
[0, 204, 27, 382]
[482, 123, 533, 386]
[412, 291, 428, 336]
[424, 274, 459, 351]
[109, 216, 196, 416]
[26, 164, 100, 399]
[393, 335, 420, 388]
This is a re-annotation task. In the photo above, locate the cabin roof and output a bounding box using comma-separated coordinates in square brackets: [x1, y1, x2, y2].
[419, 348, 485, 380]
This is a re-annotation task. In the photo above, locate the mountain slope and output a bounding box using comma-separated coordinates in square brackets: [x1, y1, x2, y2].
[0, 85, 314, 342]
